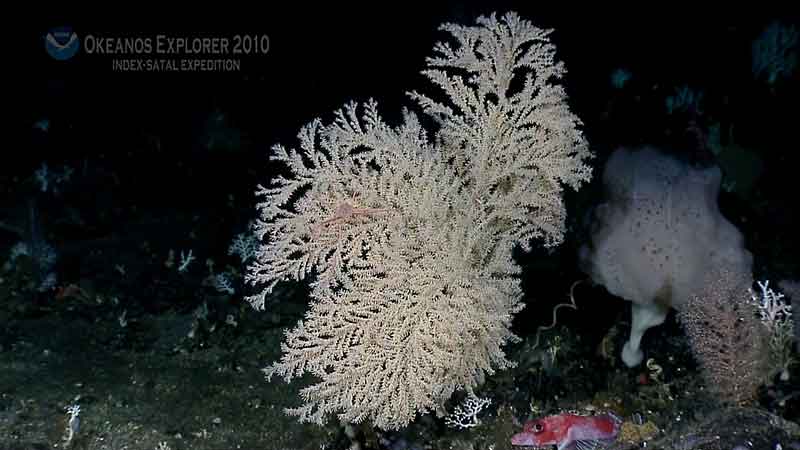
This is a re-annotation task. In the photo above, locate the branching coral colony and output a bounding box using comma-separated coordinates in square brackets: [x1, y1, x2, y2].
[245, 12, 593, 430]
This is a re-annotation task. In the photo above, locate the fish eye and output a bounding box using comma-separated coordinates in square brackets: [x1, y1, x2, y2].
[532, 422, 544, 433]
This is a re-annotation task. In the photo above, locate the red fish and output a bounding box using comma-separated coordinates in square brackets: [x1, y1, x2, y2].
[511, 412, 622, 450]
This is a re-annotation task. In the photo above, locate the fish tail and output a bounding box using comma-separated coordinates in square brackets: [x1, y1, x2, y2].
[606, 410, 623, 425]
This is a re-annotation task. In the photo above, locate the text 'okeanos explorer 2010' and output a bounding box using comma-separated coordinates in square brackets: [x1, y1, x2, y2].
[83, 34, 269, 56]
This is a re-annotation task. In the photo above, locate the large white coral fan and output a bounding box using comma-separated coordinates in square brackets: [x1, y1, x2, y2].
[246, 12, 592, 430]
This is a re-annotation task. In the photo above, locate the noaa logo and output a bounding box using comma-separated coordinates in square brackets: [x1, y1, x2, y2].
[45, 27, 80, 60]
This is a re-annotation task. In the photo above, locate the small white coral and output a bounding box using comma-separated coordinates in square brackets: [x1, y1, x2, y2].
[63, 403, 81, 445]
[444, 393, 491, 429]
[752, 279, 792, 326]
[228, 228, 260, 263]
[752, 279, 795, 379]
